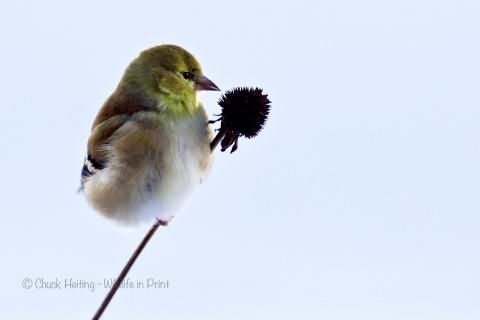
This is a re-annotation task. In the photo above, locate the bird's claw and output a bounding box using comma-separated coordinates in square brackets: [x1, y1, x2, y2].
[157, 218, 171, 226]
[208, 118, 221, 124]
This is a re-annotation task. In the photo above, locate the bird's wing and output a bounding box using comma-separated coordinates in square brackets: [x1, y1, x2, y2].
[81, 114, 130, 183]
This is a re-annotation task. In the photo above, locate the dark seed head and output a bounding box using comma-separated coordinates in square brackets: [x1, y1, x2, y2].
[218, 87, 271, 138]
[215, 87, 271, 152]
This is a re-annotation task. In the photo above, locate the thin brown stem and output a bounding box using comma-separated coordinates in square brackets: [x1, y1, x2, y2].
[210, 128, 226, 152]
[92, 219, 165, 320]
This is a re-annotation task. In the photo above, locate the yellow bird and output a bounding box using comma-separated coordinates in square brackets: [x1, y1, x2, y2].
[80, 45, 220, 226]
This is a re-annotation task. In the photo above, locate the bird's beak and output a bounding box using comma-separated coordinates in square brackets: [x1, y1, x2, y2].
[196, 75, 220, 91]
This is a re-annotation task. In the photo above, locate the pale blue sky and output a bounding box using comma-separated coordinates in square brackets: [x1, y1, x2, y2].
[1, 1, 479, 319]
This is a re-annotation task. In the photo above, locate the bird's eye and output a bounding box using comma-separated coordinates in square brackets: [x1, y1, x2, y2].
[182, 71, 194, 80]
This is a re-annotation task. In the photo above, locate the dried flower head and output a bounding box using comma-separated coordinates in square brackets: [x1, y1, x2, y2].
[212, 87, 271, 153]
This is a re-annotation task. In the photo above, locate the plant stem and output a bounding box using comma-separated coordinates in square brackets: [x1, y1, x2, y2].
[210, 128, 226, 152]
[92, 219, 165, 320]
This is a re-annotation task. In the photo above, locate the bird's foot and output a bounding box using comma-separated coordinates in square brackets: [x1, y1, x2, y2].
[157, 216, 173, 226]
[208, 116, 222, 124]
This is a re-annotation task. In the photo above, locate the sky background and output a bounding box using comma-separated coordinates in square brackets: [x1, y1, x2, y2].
[1, 0, 479, 319]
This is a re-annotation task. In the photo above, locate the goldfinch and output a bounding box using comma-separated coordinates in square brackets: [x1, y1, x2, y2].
[80, 45, 220, 225]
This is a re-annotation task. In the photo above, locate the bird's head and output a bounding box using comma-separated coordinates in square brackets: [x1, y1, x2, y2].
[120, 44, 220, 115]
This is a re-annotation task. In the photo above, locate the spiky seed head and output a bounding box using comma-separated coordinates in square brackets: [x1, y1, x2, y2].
[215, 87, 271, 153]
